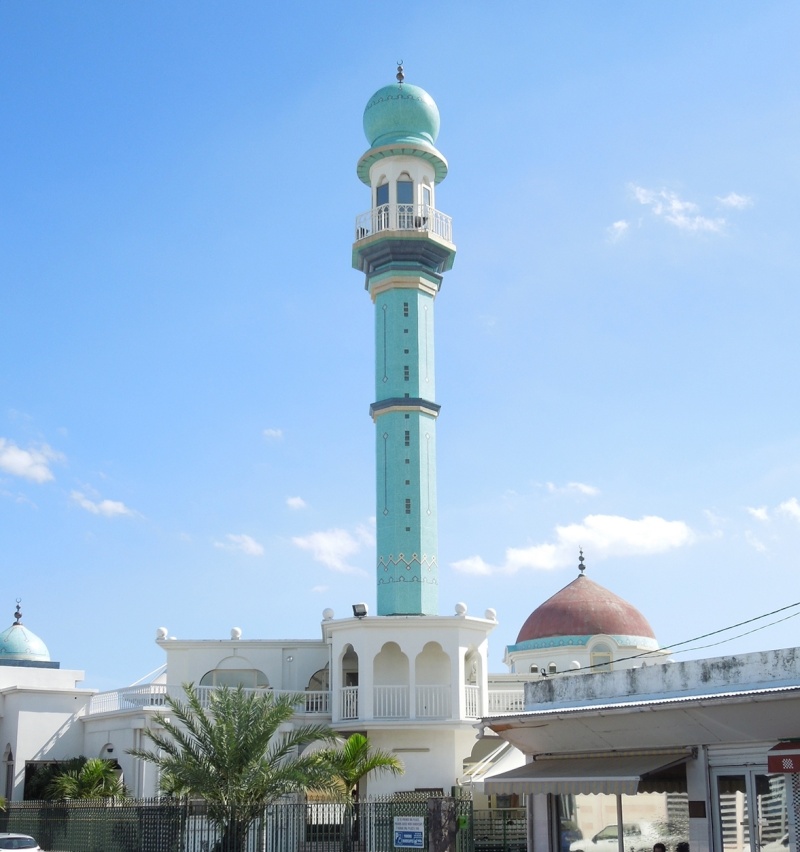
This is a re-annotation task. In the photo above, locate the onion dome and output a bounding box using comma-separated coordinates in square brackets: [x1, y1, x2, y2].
[357, 64, 448, 185]
[0, 601, 51, 663]
[515, 553, 656, 644]
[363, 82, 440, 149]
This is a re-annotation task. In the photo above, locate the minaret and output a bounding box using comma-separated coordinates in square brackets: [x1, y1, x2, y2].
[353, 66, 456, 616]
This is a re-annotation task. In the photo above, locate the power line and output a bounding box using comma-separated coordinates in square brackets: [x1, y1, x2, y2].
[550, 599, 800, 676]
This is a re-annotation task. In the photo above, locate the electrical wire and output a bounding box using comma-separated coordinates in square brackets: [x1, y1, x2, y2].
[548, 598, 800, 676]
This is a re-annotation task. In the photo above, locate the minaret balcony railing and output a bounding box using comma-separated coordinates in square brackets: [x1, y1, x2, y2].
[354, 204, 453, 243]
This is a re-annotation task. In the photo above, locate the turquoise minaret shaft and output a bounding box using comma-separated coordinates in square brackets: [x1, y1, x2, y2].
[352, 70, 456, 616]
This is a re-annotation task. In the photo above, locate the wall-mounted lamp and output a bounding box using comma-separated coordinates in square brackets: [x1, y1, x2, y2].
[352, 603, 368, 618]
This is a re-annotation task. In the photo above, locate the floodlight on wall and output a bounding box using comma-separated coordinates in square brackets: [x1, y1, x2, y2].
[352, 603, 368, 618]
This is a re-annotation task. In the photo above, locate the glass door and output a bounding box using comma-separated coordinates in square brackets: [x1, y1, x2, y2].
[712, 770, 787, 852]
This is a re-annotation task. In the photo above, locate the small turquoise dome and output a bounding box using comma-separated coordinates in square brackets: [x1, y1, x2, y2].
[363, 83, 440, 149]
[0, 605, 50, 663]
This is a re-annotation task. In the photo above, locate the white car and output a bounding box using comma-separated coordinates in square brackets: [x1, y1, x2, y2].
[0, 835, 42, 850]
[571, 824, 646, 852]
[570, 823, 686, 852]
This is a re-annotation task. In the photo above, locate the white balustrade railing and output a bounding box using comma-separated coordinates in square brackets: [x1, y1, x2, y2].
[87, 681, 522, 720]
[87, 685, 331, 716]
[374, 685, 409, 719]
[416, 684, 450, 718]
[487, 689, 525, 714]
[464, 684, 480, 718]
[341, 686, 359, 720]
[354, 204, 452, 243]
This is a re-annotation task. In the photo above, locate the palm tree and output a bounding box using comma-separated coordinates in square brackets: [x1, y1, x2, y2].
[315, 733, 404, 849]
[129, 683, 338, 852]
[48, 757, 127, 799]
[317, 733, 403, 800]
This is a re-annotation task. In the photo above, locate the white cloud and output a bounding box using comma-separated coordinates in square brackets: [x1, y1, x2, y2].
[0, 439, 62, 483]
[449, 555, 495, 576]
[631, 184, 725, 233]
[546, 481, 600, 498]
[263, 428, 283, 441]
[746, 506, 769, 522]
[744, 530, 767, 552]
[717, 192, 753, 209]
[286, 496, 308, 510]
[703, 508, 726, 528]
[452, 513, 693, 575]
[293, 524, 373, 575]
[214, 533, 265, 556]
[607, 220, 629, 242]
[71, 490, 134, 517]
[311, 585, 329, 594]
[0, 489, 38, 508]
[777, 498, 800, 522]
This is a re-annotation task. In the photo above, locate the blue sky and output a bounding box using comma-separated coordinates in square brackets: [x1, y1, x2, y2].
[1, 2, 799, 690]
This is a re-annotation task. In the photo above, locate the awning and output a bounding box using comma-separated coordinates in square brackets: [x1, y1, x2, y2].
[459, 741, 527, 792]
[484, 750, 692, 795]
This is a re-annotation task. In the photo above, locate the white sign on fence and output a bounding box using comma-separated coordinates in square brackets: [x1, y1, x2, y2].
[394, 815, 425, 848]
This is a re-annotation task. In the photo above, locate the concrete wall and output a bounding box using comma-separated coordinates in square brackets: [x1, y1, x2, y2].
[524, 646, 800, 708]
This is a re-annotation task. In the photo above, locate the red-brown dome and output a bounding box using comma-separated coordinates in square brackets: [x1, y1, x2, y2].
[515, 574, 656, 644]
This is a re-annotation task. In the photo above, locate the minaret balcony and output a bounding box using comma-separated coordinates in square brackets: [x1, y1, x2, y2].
[354, 204, 453, 244]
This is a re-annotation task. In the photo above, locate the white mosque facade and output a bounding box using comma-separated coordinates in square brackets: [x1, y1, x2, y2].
[4, 71, 799, 852]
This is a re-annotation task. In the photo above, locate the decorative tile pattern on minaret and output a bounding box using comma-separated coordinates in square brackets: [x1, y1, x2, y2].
[353, 68, 456, 616]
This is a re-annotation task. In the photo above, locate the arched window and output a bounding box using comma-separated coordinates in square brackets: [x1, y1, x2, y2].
[396, 174, 413, 203]
[375, 179, 389, 230]
[590, 642, 613, 672]
[397, 173, 414, 228]
[199, 668, 269, 689]
[420, 184, 432, 229]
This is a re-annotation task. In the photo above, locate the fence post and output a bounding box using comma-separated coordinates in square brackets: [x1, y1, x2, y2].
[427, 797, 457, 852]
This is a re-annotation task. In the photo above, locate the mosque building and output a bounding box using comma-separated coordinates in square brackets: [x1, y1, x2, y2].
[1, 71, 667, 806]
[4, 70, 797, 852]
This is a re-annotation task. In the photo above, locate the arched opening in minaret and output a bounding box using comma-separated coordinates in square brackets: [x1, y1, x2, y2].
[340, 644, 359, 720]
[415, 642, 450, 718]
[397, 173, 414, 228]
[373, 642, 409, 719]
[375, 177, 389, 230]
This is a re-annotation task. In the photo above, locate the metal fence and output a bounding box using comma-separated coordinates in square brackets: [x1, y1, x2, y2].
[0, 797, 525, 852]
